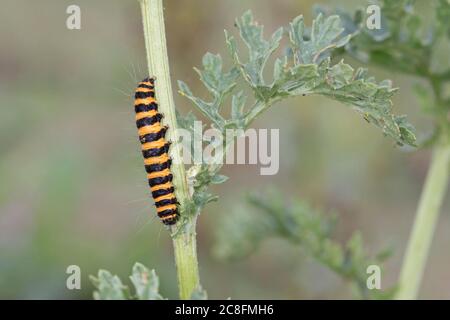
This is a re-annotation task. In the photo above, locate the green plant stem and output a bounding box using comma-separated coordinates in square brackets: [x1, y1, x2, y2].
[172, 215, 200, 299]
[396, 141, 450, 299]
[138, 0, 200, 300]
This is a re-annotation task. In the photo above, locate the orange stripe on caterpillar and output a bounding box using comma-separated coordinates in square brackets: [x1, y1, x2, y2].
[144, 154, 170, 165]
[150, 182, 173, 192]
[147, 168, 171, 180]
[154, 193, 177, 203]
[135, 110, 158, 120]
[137, 123, 164, 136]
[135, 98, 156, 105]
[156, 204, 178, 213]
[141, 138, 166, 150]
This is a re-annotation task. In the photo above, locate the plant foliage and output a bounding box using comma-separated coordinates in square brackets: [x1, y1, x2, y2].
[91, 263, 164, 300]
[213, 190, 395, 299]
[178, 11, 416, 221]
[316, 0, 450, 143]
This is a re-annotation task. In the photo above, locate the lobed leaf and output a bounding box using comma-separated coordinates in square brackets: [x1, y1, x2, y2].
[289, 14, 351, 64]
[90, 270, 129, 300]
[226, 11, 283, 101]
[177, 10, 417, 218]
[91, 264, 165, 300]
[129, 263, 164, 300]
[178, 80, 225, 129]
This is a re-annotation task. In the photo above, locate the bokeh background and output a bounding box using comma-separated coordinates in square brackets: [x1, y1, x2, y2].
[0, 0, 448, 299]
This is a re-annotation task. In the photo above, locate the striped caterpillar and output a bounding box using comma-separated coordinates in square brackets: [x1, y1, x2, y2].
[134, 77, 179, 225]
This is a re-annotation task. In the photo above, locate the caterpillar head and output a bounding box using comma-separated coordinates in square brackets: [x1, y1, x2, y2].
[143, 76, 156, 84]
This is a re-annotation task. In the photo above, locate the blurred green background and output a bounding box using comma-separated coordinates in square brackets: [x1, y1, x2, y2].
[0, 0, 448, 299]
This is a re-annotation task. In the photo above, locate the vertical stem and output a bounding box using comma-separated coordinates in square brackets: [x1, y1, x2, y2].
[396, 142, 450, 299]
[138, 0, 200, 300]
[172, 216, 200, 299]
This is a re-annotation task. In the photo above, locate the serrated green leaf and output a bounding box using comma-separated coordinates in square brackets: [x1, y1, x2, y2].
[210, 174, 229, 184]
[272, 63, 319, 97]
[178, 9, 417, 219]
[395, 115, 417, 146]
[184, 10, 416, 148]
[290, 14, 351, 64]
[229, 10, 283, 99]
[194, 52, 240, 111]
[129, 263, 164, 300]
[244, 13, 415, 146]
[90, 270, 129, 300]
[193, 190, 219, 208]
[327, 60, 354, 89]
[272, 55, 415, 146]
[178, 80, 225, 129]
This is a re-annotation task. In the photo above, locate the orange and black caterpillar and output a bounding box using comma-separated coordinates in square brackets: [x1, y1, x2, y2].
[134, 77, 179, 225]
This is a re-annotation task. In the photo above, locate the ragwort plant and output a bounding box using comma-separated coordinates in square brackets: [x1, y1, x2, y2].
[91, 0, 417, 299]
[316, 0, 450, 300]
[214, 0, 450, 300]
